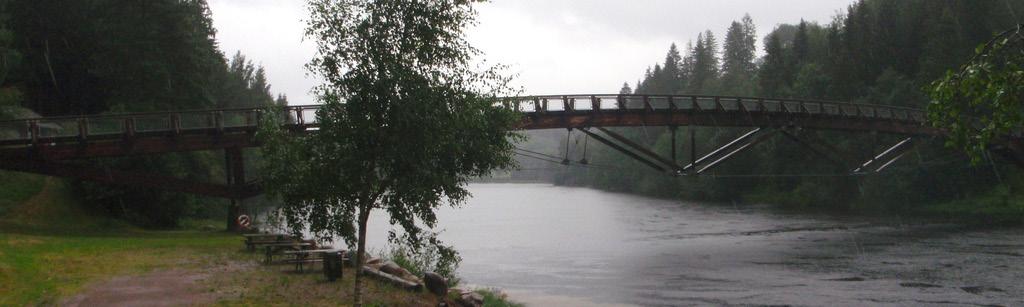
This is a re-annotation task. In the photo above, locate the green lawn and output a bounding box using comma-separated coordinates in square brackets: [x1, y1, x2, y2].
[0, 227, 240, 305]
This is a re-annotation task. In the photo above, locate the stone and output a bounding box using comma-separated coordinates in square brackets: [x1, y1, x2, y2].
[455, 290, 483, 307]
[365, 257, 384, 266]
[379, 261, 411, 277]
[423, 272, 448, 297]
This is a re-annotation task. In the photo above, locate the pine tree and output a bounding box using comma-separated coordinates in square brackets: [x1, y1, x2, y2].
[619, 82, 633, 95]
[721, 14, 757, 96]
[687, 31, 720, 94]
[660, 43, 683, 94]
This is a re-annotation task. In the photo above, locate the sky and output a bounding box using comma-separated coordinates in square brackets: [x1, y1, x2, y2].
[208, 0, 856, 105]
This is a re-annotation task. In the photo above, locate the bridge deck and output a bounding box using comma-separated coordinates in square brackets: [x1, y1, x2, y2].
[0, 94, 936, 161]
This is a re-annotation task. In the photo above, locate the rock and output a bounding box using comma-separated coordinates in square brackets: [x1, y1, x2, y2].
[379, 261, 410, 277]
[455, 290, 483, 307]
[423, 272, 448, 297]
[365, 257, 384, 266]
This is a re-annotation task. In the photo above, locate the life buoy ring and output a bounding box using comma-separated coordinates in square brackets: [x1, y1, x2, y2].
[236, 215, 252, 229]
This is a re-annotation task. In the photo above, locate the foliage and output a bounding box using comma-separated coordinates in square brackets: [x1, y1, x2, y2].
[929, 25, 1024, 162]
[260, 0, 519, 304]
[475, 289, 525, 307]
[380, 234, 462, 286]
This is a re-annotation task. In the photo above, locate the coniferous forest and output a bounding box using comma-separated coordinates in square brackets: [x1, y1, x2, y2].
[513, 0, 1024, 222]
[0, 0, 286, 227]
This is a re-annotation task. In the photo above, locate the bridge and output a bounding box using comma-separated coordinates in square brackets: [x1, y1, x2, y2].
[0, 94, 1020, 202]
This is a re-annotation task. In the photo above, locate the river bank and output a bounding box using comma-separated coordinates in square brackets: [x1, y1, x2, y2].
[0, 177, 521, 306]
[0, 220, 526, 306]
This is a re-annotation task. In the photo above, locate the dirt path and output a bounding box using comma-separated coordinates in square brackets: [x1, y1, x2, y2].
[62, 269, 219, 307]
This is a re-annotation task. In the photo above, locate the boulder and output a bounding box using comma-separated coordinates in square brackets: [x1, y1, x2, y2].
[423, 272, 448, 297]
[365, 257, 384, 266]
[379, 261, 407, 276]
[455, 290, 483, 307]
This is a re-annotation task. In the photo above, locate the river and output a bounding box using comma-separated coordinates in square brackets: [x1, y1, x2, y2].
[359, 183, 1023, 306]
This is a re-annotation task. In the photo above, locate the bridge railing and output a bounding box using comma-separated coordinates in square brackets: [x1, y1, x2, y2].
[497, 94, 928, 123]
[0, 94, 929, 146]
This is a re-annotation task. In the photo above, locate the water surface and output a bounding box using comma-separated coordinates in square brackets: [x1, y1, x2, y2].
[364, 183, 1023, 306]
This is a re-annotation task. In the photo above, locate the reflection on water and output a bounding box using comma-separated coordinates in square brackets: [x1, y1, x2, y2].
[361, 183, 1023, 306]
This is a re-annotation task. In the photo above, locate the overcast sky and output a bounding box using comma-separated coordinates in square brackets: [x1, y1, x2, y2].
[208, 0, 856, 105]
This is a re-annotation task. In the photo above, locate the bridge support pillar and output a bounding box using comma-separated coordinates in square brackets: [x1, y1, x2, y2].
[225, 147, 246, 232]
[670, 126, 677, 164]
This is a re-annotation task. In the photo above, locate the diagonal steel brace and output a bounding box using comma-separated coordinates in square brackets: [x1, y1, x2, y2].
[595, 127, 683, 172]
[696, 129, 781, 174]
[577, 128, 668, 172]
[682, 128, 763, 172]
[853, 137, 914, 173]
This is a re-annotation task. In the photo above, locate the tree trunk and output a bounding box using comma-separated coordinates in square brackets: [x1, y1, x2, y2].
[353, 206, 371, 307]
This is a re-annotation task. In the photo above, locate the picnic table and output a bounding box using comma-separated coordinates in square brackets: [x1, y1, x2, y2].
[243, 233, 298, 252]
[262, 242, 312, 264]
[282, 249, 347, 273]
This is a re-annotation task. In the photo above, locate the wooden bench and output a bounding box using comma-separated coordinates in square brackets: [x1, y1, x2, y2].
[262, 242, 312, 264]
[282, 249, 347, 272]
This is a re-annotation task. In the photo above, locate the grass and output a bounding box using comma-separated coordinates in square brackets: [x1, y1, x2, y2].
[208, 262, 439, 306]
[0, 226, 240, 305]
[476, 288, 525, 307]
[920, 185, 1024, 225]
[0, 170, 45, 216]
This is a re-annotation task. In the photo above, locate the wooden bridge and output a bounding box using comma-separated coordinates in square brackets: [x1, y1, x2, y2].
[0, 94, 1019, 202]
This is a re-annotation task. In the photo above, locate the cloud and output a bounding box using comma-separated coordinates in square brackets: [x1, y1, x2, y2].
[208, 0, 855, 104]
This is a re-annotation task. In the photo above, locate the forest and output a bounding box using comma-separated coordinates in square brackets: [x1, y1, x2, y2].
[0, 0, 286, 227]
[511, 0, 1024, 222]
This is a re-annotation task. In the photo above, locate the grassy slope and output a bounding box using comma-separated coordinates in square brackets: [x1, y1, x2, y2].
[0, 176, 520, 306]
[0, 171, 45, 216]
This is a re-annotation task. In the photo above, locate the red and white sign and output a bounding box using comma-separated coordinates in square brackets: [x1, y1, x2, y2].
[236, 215, 252, 229]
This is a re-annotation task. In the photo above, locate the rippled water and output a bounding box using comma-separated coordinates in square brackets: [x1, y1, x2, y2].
[361, 183, 1023, 306]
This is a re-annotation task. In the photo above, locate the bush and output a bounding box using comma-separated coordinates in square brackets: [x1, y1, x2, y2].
[379, 237, 462, 286]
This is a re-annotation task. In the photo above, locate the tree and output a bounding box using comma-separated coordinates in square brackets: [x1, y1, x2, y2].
[760, 32, 788, 97]
[930, 25, 1024, 162]
[0, 0, 23, 116]
[721, 14, 757, 95]
[261, 0, 520, 305]
[659, 43, 683, 93]
[619, 82, 632, 95]
[792, 20, 809, 62]
[687, 31, 720, 94]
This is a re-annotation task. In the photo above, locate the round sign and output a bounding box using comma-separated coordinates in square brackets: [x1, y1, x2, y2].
[236, 215, 252, 229]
